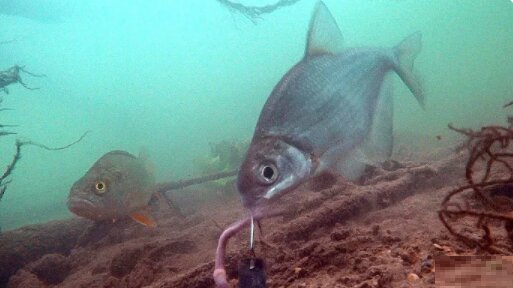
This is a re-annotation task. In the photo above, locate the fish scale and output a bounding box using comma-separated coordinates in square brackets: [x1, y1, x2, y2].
[237, 1, 423, 209]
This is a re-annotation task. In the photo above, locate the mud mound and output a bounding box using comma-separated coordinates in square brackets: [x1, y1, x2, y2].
[0, 218, 89, 287]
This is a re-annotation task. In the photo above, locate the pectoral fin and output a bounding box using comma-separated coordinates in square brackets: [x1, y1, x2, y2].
[130, 211, 157, 227]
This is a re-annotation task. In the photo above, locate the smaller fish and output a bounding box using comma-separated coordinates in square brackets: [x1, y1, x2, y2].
[67, 150, 158, 227]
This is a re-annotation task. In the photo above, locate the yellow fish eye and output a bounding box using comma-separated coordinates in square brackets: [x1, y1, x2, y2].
[95, 181, 107, 194]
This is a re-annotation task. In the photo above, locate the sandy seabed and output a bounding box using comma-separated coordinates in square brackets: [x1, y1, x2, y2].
[1, 136, 512, 288]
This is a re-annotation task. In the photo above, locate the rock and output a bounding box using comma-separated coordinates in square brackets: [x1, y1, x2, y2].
[407, 272, 420, 283]
[28, 253, 71, 285]
[110, 247, 143, 278]
[0, 218, 89, 287]
[7, 269, 44, 288]
[330, 230, 350, 241]
[292, 267, 307, 278]
[433, 243, 443, 250]
[420, 256, 434, 273]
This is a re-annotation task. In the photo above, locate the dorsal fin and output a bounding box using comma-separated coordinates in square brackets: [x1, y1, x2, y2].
[104, 150, 137, 159]
[305, 1, 344, 58]
[138, 147, 155, 177]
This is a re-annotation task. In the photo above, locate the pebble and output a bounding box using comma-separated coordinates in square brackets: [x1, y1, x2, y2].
[407, 273, 420, 283]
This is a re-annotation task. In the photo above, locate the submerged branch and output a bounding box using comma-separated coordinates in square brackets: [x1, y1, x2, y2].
[18, 130, 91, 151]
[504, 100, 513, 108]
[157, 169, 238, 193]
[0, 124, 18, 128]
[0, 140, 22, 201]
[217, 0, 302, 22]
[0, 131, 90, 201]
[0, 131, 16, 137]
[439, 103, 513, 253]
[156, 169, 238, 207]
[0, 98, 15, 138]
[17, 66, 46, 78]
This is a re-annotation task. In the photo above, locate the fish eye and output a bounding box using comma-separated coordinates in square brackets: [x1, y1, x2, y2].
[94, 181, 107, 195]
[258, 163, 278, 184]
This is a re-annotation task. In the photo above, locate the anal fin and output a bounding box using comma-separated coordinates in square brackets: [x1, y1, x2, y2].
[359, 74, 394, 164]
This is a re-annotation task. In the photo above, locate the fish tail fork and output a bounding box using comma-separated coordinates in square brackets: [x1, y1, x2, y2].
[393, 31, 425, 109]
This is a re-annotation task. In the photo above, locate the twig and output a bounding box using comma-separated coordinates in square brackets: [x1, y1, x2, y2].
[0, 140, 23, 200]
[440, 108, 513, 254]
[504, 100, 513, 108]
[0, 186, 6, 200]
[0, 131, 16, 137]
[217, 0, 302, 23]
[156, 169, 238, 193]
[0, 65, 46, 92]
[19, 130, 90, 151]
[0, 124, 17, 128]
[17, 66, 46, 78]
[0, 131, 90, 201]
[155, 169, 237, 210]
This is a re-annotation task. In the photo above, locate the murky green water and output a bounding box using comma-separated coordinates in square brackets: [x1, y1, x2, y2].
[0, 0, 512, 230]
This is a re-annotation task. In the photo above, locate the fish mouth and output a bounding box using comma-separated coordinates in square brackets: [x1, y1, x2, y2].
[67, 198, 99, 219]
[242, 196, 272, 212]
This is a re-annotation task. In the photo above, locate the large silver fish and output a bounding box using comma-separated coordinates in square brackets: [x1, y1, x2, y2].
[237, 1, 424, 209]
[67, 150, 158, 227]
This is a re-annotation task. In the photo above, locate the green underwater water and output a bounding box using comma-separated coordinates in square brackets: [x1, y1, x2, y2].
[0, 0, 512, 230]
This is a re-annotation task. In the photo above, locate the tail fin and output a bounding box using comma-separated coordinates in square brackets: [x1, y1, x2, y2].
[393, 31, 425, 109]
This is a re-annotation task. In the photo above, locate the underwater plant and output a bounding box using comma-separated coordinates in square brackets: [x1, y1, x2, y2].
[194, 140, 247, 174]
[439, 102, 513, 254]
[0, 96, 18, 200]
[0, 65, 46, 94]
[0, 71, 87, 202]
[191, 139, 247, 194]
[0, 126, 90, 202]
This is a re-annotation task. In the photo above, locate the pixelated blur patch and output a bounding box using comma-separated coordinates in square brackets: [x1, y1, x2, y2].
[435, 255, 513, 288]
